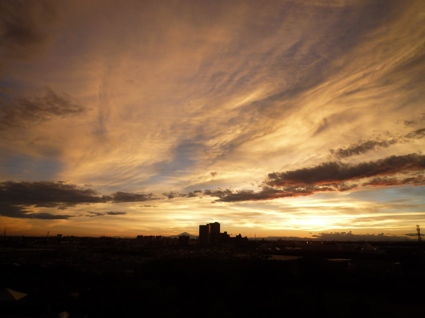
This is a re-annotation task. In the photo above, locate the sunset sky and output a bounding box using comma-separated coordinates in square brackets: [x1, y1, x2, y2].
[1, 0, 425, 239]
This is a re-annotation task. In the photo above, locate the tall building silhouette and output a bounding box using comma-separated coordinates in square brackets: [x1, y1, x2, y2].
[199, 222, 221, 246]
[209, 222, 220, 245]
[199, 224, 209, 246]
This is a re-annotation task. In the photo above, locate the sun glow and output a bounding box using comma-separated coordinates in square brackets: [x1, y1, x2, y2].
[283, 214, 347, 232]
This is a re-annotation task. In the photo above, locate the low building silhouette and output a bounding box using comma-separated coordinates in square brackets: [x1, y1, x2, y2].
[178, 235, 190, 247]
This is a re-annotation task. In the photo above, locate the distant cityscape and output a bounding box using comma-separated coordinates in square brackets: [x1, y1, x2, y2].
[135, 222, 248, 248]
[1, 222, 424, 317]
[3, 222, 422, 243]
[198, 222, 248, 247]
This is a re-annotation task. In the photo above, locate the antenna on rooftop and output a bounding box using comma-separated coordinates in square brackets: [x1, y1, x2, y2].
[417, 225, 422, 243]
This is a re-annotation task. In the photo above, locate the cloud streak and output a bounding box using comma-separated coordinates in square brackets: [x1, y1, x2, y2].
[109, 192, 155, 203]
[0, 89, 84, 131]
[86, 211, 127, 218]
[330, 139, 399, 159]
[266, 153, 425, 187]
[330, 128, 425, 159]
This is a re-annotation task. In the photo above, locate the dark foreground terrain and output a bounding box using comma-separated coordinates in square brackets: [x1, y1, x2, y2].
[1, 238, 424, 317]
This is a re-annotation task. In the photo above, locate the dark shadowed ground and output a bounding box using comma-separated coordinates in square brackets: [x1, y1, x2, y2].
[1, 237, 424, 317]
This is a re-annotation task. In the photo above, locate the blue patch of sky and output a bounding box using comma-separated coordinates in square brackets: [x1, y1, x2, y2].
[306, 186, 425, 208]
[0, 79, 33, 106]
[140, 140, 204, 187]
[347, 186, 425, 204]
[0, 154, 62, 181]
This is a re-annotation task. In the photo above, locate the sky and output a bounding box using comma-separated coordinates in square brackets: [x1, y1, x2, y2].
[1, 0, 425, 239]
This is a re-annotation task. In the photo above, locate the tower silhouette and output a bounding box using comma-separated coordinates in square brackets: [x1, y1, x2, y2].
[417, 225, 422, 243]
[198, 222, 221, 246]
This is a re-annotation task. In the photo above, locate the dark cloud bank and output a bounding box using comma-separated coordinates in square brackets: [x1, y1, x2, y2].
[0, 181, 155, 219]
[266, 153, 425, 187]
[0, 203, 73, 220]
[204, 153, 425, 202]
[1, 154, 424, 219]
[157, 153, 425, 203]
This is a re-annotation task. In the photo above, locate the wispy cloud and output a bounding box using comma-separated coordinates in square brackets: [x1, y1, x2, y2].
[86, 211, 127, 217]
[404, 114, 425, 127]
[106, 211, 126, 216]
[404, 128, 425, 139]
[0, 88, 84, 131]
[330, 128, 425, 159]
[362, 175, 425, 187]
[110, 191, 155, 203]
[330, 138, 399, 159]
